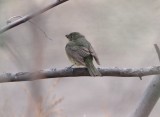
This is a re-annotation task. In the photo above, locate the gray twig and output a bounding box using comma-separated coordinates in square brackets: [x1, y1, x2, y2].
[7, 16, 53, 40]
[154, 44, 160, 61]
[0, 0, 69, 34]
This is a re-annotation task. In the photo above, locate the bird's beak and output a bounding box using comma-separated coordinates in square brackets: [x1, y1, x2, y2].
[65, 34, 69, 38]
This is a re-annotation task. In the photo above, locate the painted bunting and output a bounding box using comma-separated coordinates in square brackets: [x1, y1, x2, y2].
[65, 32, 101, 76]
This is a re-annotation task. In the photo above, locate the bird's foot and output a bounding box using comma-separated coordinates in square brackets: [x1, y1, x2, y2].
[65, 64, 75, 72]
[68, 64, 74, 69]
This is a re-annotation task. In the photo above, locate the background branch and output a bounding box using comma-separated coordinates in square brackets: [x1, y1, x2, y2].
[0, 0, 69, 34]
[130, 44, 160, 117]
[0, 66, 160, 83]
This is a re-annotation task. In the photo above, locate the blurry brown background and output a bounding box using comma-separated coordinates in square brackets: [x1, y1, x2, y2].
[0, 0, 160, 117]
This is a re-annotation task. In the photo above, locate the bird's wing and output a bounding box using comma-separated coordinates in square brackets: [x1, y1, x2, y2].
[65, 44, 90, 65]
[88, 45, 100, 65]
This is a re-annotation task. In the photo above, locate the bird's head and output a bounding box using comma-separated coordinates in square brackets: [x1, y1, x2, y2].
[65, 32, 84, 41]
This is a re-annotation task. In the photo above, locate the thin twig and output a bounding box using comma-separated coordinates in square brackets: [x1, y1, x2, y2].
[154, 44, 160, 61]
[7, 16, 52, 40]
[0, 0, 69, 34]
[29, 20, 53, 40]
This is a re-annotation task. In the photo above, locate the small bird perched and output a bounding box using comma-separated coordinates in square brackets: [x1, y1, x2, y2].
[65, 32, 101, 76]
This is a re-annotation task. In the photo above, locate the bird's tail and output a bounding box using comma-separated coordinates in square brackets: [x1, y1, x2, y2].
[85, 58, 101, 76]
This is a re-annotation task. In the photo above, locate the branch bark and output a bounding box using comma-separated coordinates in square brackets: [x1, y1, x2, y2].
[0, 0, 69, 34]
[0, 66, 160, 83]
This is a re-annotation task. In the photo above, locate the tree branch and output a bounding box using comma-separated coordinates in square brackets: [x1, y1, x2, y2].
[130, 75, 160, 117]
[130, 44, 160, 117]
[1, 66, 160, 83]
[0, 0, 69, 34]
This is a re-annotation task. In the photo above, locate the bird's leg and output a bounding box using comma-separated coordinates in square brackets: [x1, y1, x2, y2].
[68, 64, 75, 69]
[65, 64, 75, 69]
[65, 64, 75, 73]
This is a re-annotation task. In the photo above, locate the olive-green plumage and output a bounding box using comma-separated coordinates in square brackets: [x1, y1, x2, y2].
[65, 32, 101, 76]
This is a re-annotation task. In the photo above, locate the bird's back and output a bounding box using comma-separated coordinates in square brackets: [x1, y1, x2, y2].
[75, 37, 90, 47]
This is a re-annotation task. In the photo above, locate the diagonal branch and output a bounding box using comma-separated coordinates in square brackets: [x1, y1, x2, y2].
[154, 44, 160, 61]
[130, 44, 160, 117]
[0, 0, 69, 34]
[1, 66, 160, 83]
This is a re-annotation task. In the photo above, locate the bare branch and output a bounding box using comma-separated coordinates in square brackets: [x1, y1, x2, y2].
[130, 44, 160, 117]
[0, 66, 160, 83]
[0, 0, 69, 34]
[130, 75, 160, 117]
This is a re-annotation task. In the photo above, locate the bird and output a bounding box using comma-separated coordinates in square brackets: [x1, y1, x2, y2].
[65, 32, 101, 76]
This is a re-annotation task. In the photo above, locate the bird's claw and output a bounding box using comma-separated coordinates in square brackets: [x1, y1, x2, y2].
[65, 64, 75, 72]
